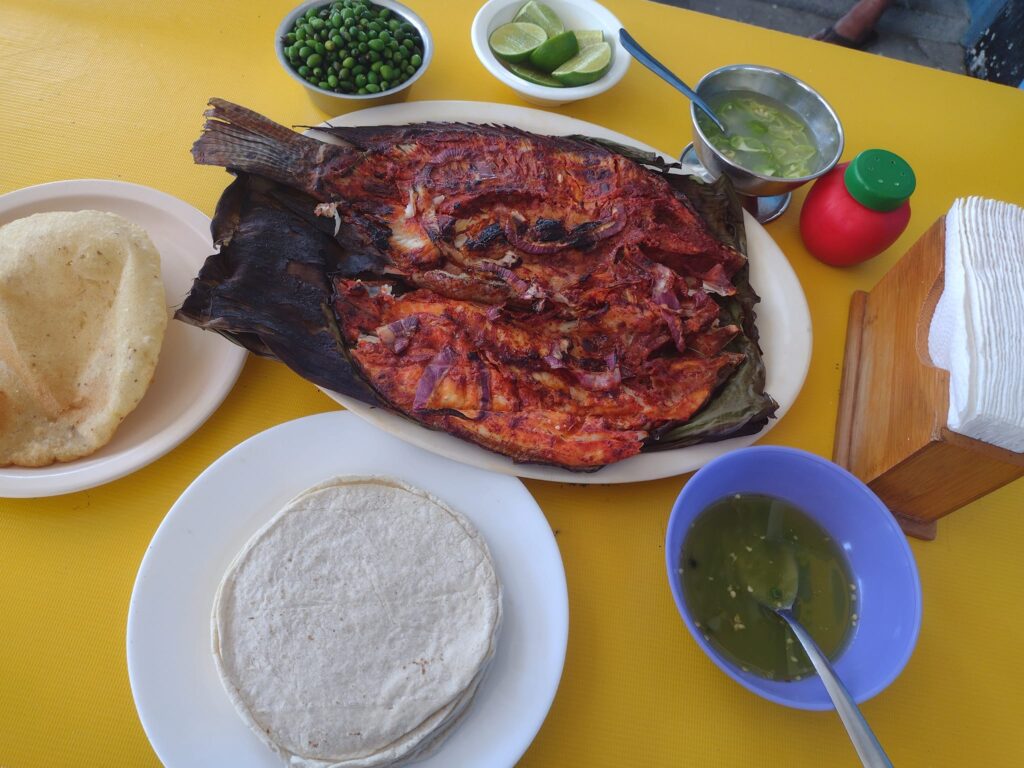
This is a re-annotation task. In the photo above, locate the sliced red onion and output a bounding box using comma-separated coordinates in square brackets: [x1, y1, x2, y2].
[650, 263, 680, 309]
[375, 315, 419, 354]
[413, 346, 457, 410]
[576, 367, 622, 391]
[477, 361, 492, 414]
[485, 306, 501, 321]
[476, 261, 530, 293]
[660, 308, 687, 353]
[576, 351, 622, 391]
[701, 264, 735, 296]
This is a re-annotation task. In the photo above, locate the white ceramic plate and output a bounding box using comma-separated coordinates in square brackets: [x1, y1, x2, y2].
[312, 101, 812, 484]
[127, 411, 568, 768]
[0, 180, 246, 497]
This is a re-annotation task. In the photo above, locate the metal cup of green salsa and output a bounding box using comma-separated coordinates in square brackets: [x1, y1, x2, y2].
[690, 65, 844, 198]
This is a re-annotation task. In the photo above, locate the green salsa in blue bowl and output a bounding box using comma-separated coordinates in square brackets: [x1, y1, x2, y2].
[666, 446, 921, 710]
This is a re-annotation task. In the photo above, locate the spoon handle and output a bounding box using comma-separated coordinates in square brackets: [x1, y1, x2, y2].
[617, 28, 726, 133]
[777, 609, 894, 768]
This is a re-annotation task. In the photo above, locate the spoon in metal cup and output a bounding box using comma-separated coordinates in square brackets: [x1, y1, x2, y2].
[617, 28, 726, 133]
[739, 544, 894, 768]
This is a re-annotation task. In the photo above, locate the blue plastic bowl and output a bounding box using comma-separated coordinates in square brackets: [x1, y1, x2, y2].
[665, 446, 921, 710]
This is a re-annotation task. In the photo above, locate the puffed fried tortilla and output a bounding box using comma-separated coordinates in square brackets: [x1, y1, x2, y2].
[212, 476, 502, 768]
[0, 210, 167, 466]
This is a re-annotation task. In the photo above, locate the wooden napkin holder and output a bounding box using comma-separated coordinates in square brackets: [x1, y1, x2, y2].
[833, 217, 1024, 540]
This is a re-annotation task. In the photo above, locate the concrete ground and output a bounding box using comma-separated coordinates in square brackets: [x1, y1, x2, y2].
[657, 0, 971, 74]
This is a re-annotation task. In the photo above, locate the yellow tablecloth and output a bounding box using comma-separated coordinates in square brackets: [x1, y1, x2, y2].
[2, 1, 1024, 766]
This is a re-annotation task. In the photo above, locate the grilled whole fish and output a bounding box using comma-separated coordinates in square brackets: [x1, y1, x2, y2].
[180, 99, 777, 470]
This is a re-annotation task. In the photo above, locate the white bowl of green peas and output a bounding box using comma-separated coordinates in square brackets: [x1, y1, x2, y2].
[276, 0, 432, 111]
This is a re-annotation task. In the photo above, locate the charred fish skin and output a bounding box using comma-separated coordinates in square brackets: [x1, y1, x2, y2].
[182, 100, 776, 470]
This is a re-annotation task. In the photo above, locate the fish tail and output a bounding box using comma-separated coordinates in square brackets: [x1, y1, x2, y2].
[192, 98, 341, 193]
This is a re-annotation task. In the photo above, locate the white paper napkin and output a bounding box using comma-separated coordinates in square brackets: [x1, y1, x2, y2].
[928, 197, 1024, 453]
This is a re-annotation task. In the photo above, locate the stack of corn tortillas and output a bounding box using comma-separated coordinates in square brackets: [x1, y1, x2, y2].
[0, 210, 167, 467]
[212, 476, 503, 768]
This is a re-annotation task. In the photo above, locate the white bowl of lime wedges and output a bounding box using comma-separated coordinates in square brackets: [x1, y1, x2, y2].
[471, 0, 630, 106]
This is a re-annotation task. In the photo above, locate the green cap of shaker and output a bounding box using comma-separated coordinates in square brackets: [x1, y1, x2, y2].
[843, 149, 916, 212]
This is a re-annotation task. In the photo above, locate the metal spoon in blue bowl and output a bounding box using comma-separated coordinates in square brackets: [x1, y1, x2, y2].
[739, 547, 894, 768]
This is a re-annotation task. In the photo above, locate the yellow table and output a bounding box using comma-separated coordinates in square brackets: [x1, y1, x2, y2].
[2, 1, 1024, 766]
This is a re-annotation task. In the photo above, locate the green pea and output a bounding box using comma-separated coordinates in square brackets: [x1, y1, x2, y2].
[370, 61, 382, 72]
[357, 41, 368, 53]
[353, 63, 367, 74]
[379, 80, 389, 90]
[348, 25, 359, 36]
[312, 66, 324, 77]
[367, 71, 379, 84]
[327, 74, 339, 87]
[332, 35, 344, 47]
[358, 87, 368, 94]
[310, 17, 324, 29]
[342, 55, 355, 68]
[329, 13, 342, 27]
[298, 45, 312, 58]
[298, 65, 310, 76]
[307, 53, 322, 67]
[305, 7, 317, 19]
[383, 49, 393, 61]
[410, 53, 422, 67]
[339, 67, 351, 79]
[389, 19, 400, 31]
[402, 39, 415, 50]
[378, 7, 390, 18]
[365, 83, 380, 93]
[368, 50, 381, 62]
[314, 41, 326, 54]
[369, 21, 382, 33]
[404, 63, 415, 74]
[341, 8, 353, 19]
[324, 40, 335, 51]
[379, 30, 391, 42]
[357, 30, 367, 42]
[339, 79, 354, 90]
[285, 32, 296, 44]
[355, 73, 367, 86]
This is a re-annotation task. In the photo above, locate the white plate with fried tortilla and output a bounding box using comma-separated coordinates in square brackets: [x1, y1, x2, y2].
[314, 101, 812, 484]
[0, 180, 246, 497]
[127, 411, 568, 768]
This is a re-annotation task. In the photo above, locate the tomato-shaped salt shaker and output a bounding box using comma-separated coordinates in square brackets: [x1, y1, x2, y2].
[799, 149, 916, 266]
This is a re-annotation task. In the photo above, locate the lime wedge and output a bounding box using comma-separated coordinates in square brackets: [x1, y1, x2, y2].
[512, 1, 564, 38]
[552, 41, 612, 86]
[573, 29, 604, 48]
[506, 61, 565, 87]
[489, 22, 548, 63]
[528, 30, 579, 73]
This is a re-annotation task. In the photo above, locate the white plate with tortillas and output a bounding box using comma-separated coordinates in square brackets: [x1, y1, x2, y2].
[0, 179, 246, 497]
[127, 411, 568, 768]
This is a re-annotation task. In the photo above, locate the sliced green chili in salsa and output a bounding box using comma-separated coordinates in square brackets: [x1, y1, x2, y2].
[697, 90, 819, 179]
